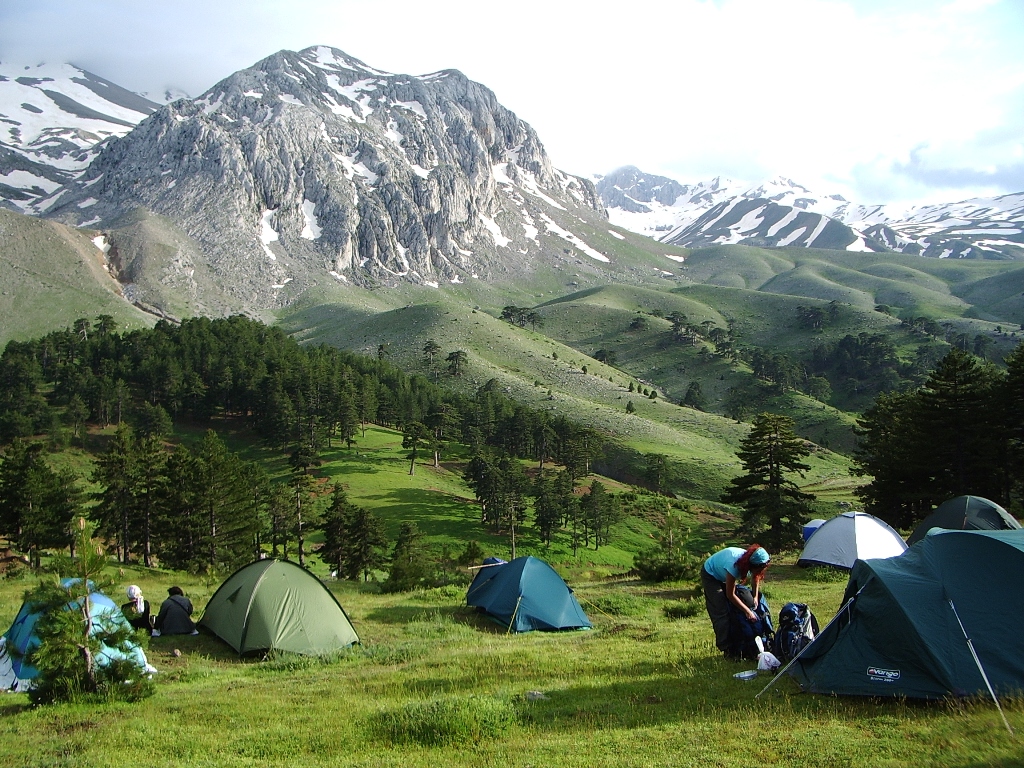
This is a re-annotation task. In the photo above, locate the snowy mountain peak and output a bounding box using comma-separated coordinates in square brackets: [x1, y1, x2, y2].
[34, 46, 603, 314]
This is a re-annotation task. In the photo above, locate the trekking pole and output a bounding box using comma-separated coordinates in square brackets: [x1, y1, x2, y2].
[755, 586, 864, 700]
[948, 598, 1014, 736]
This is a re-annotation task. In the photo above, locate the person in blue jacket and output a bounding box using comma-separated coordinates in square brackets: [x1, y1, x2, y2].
[701, 544, 770, 655]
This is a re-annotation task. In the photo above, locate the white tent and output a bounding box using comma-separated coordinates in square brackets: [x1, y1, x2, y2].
[797, 512, 907, 570]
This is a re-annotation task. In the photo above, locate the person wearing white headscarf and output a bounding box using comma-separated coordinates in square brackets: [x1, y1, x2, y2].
[121, 585, 153, 635]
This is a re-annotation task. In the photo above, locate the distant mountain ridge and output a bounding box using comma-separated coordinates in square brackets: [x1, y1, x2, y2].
[0, 62, 163, 213]
[597, 165, 1024, 259]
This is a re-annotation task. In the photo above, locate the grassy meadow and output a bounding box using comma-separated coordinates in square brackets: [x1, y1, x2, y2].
[1, 425, 1019, 767]
[1, 559, 1021, 767]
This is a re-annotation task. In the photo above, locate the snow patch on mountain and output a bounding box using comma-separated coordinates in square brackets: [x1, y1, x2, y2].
[0, 61, 162, 212]
[598, 166, 1023, 259]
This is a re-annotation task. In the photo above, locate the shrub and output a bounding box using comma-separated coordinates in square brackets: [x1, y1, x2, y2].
[24, 520, 154, 705]
[633, 546, 703, 583]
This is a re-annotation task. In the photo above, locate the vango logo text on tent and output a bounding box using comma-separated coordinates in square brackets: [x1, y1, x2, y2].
[867, 667, 901, 681]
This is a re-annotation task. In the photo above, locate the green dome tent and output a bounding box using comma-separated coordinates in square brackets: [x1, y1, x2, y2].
[907, 495, 1020, 545]
[198, 560, 358, 656]
[789, 530, 1024, 699]
[466, 556, 592, 633]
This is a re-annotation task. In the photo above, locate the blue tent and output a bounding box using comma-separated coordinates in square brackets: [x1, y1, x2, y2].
[0, 580, 154, 691]
[466, 556, 592, 633]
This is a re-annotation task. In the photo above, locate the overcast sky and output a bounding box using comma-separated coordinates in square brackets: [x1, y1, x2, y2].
[2, 0, 1022, 206]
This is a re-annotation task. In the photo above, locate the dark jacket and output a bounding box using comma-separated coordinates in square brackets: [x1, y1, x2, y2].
[155, 594, 196, 635]
[121, 599, 152, 635]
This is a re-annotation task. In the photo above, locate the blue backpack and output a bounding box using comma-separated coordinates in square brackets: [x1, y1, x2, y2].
[772, 602, 819, 662]
[726, 586, 774, 660]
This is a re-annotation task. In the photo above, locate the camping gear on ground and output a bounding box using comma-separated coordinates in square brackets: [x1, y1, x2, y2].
[907, 495, 1020, 545]
[786, 529, 1024, 700]
[199, 559, 359, 656]
[465, 556, 592, 633]
[0, 580, 155, 691]
[797, 512, 906, 570]
[757, 650, 782, 671]
[802, 519, 826, 542]
[772, 602, 819, 663]
[725, 585, 773, 660]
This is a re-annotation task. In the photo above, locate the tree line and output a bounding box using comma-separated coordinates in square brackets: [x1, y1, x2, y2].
[0, 314, 624, 578]
[853, 345, 1024, 529]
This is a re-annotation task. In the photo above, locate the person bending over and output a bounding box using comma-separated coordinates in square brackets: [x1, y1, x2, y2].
[700, 544, 770, 656]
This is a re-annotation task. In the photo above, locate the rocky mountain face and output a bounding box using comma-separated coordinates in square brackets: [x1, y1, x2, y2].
[0, 62, 161, 213]
[599, 166, 1024, 259]
[38, 46, 603, 315]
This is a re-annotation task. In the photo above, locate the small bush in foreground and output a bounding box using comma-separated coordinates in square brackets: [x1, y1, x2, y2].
[25, 520, 154, 705]
[370, 695, 519, 746]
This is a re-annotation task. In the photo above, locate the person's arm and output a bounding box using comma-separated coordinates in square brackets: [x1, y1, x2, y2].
[751, 571, 763, 605]
[154, 601, 168, 630]
[725, 573, 757, 621]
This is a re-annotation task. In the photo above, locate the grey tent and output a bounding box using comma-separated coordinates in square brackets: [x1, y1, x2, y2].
[797, 512, 906, 570]
[907, 495, 1020, 545]
[790, 530, 1024, 699]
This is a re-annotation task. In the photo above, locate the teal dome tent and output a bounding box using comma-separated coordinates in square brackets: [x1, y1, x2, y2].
[907, 495, 1020, 545]
[466, 556, 592, 633]
[790, 530, 1024, 699]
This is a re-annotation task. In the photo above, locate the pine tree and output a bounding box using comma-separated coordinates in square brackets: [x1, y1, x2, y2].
[25, 519, 153, 704]
[722, 412, 813, 548]
[344, 505, 389, 582]
[320, 483, 353, 576]
[915, 349, 1004, 503]
[92, 424, 138, 563]
[401, 421, 433, 475]
[532, 471, 561, 545]
[853, 390, 931, 528]
[383, 521, 430, 592]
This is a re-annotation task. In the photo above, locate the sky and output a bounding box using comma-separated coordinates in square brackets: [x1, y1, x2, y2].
[1, 0, 1022, 206]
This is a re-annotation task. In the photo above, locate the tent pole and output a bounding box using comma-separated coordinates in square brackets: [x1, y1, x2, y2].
[755, 587, 863, 700]
[506, 595, 524, 636]
[948, 598, 1014, 736]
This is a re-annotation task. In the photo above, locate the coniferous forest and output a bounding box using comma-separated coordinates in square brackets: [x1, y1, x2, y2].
[0, 315, 617, 576]
[1, 313, 1023, 579]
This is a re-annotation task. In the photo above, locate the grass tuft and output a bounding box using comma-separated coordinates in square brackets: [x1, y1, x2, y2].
[663, 598, 704, 619]
[370, 695, 519, 746]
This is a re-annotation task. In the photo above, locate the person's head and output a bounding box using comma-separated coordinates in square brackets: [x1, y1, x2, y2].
[167, 586, 184, 597]
[734, 544, 770, 579]
[127, 585, 145, 611]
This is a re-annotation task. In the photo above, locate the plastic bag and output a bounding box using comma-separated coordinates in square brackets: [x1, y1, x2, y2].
[757, 651, 781, 671]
